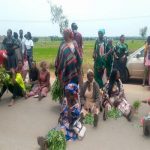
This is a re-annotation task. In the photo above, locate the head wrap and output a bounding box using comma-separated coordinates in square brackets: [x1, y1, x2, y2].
[63, 28, 74, 39]
[65, 83, 78, 95]
[98, 29, 105, 35]
[87, 69, 94, 75]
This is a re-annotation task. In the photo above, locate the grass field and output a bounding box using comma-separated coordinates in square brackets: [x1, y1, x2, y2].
[33, 39, 145, 71]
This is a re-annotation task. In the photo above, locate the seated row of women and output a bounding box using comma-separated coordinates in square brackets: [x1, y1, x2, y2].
[37, 69, 134, 149]
[0, 61, 50, 106]
[80, 69, 133, 125]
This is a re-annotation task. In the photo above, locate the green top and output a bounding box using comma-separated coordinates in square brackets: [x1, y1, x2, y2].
[115, 42, 128, 58]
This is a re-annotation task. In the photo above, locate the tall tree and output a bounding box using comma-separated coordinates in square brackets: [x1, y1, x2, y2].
[50, 4, 69, 35]
[140, 26, 148, 39]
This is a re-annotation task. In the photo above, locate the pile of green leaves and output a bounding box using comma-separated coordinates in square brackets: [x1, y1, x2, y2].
[51, 78, 63, 102]
[133, 100, 141, 110]
[107, 108, 121, 119]
[0, 67, 7, 90]
[47, 130, 66, 150]
[25, 84, 32, 92]
[83, 113, 94, 125]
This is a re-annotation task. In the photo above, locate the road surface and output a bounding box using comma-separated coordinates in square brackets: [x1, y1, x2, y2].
[0, 83, 150, 150]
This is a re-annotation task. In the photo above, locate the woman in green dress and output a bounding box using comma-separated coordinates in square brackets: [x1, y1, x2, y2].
[105, 39, 114, 78]
[93, 29, 106, 88]
[114, 35, 128, 82]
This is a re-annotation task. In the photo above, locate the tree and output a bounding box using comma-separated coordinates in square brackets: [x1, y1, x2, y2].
[140, 26, 148, 39]
[50, 4, 69, 35]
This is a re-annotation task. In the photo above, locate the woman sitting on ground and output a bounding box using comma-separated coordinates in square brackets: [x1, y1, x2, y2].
[0, 68, 26, 106]
[80, 69, 100, 127]
[15, 60, 26, 80]
[38, 61, 50, 100]
[26, 61, 39, 98]
[37, 83, 81, 149]
[103, 69, 133, 121]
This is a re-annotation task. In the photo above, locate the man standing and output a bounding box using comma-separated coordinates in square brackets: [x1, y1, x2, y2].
[71, 23, 83, 58]
[19, 29, 25, 60]
[71, 23, 83, 85]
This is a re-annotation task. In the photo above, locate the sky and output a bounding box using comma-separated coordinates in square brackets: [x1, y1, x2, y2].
[0, 0, 150, 37]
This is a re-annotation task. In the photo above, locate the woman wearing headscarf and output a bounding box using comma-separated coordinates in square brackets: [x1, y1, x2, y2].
[93, 29, 107, 88]
[2, 29, 19, 70]
[55, 29, 82, 88]
[105, 39, 114, 78]
[114, 35, 128, 82]
[37, 83, 81, 149]
[80, 69, 100, 127]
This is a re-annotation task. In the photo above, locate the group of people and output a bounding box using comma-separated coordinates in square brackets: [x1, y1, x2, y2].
[37, 23, 134, 149]
[1, 23, 150, 149]
[0, 29, 50, 106]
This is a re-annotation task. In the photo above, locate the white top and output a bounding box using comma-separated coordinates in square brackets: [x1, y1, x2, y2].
[25, 39, 34, 50]
[19, 37, 26, 54]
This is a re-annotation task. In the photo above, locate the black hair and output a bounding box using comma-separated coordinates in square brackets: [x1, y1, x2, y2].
[108, 69, 120, 97]
[120, 34, 125, 39]
[71, 23, 78, 30]
[147, 36, 150, 45]
[13, 32, 18, 39]
[7, 29, 12, 35]
[27, 32, 32, 39]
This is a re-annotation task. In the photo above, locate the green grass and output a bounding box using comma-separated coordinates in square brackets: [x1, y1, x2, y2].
[33, 39, 145, 71]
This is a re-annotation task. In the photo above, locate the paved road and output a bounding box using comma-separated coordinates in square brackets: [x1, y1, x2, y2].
[0, 84, 150, 150]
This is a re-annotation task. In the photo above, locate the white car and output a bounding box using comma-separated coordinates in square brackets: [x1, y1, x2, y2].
[126, 46, 145, 82]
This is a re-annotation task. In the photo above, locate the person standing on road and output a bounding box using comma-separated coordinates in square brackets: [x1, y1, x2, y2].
[71, 23, 83, 85]
[25, 32, 34, 70]
[144, 36, 150, 86]
[105, 39, 114, 78]
[71, 23, 83, 58]
[55, 29, 82, 88]
[19, 29, 26, 61]
[93, 29, 107, 88]
[2, 29, 19, 70]
[114, 35, 128, 82]
[13, 32, 22, 64]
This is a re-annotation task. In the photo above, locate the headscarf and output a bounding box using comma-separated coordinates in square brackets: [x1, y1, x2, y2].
[63, 28, 74, 39]
[65, 83, 78, 95]
[87, 69, 94, 75]
[98, 29, 105, 35]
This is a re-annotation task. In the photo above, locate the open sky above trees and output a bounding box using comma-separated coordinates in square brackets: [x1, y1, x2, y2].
[0, 0, 150, 37]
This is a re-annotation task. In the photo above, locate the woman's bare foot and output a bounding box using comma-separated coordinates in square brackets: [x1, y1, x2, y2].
[8, 99, 15, 107]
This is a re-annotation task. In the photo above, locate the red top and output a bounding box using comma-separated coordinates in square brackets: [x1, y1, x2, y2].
[0, 50, 7, 65]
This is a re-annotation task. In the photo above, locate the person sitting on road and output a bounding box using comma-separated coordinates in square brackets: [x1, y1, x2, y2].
[37, 83, 81, 149]
[26, 61, 39, 98]
[0, 68, 26, 106]
[26, 61, 50, 100]
[80, 69, 100, 127]
[102, 69, 133, 121]
[15, 60, 26, 80]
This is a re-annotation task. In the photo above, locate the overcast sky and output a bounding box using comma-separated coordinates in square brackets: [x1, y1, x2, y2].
[0, 0, 150, 37]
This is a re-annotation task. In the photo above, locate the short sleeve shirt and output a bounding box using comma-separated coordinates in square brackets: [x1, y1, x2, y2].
[25, 39, 34, 50]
